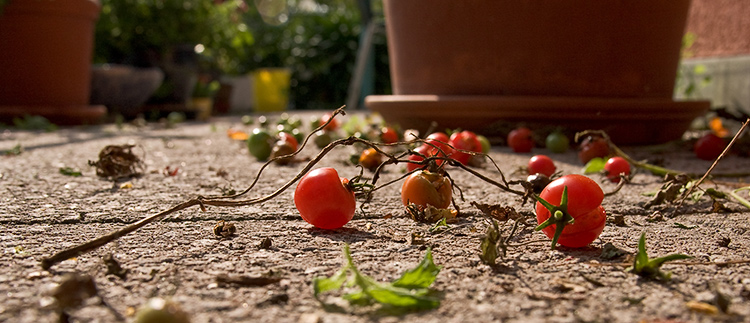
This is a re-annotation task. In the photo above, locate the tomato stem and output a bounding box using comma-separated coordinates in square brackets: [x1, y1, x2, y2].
[533, 186, 573, 250]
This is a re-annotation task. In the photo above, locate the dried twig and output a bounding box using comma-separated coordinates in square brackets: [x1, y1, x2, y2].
[674, 118, 750, 213]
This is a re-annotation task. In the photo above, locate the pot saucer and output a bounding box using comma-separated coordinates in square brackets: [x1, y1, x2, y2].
[365, 95, 710, 145]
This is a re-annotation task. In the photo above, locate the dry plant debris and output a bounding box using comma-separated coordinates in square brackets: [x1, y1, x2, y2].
[88, 144, 144, 180]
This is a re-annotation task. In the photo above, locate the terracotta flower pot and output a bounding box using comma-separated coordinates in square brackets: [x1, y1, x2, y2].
[0, 0, 106, 125]
[367, 0, 710, 145]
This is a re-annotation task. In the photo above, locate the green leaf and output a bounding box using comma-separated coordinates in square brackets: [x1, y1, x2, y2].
[59, 167, 83, 177]
[313, 244, 442, 311]
[4, 144, 23, 156]
[649, 253, 692, 267]
[391, 248, 441, 289]
[633, 232, 650, 272]
[705, 188, 726, 199]
[429, 218, 449, 233]
[365, 285, 439, 309]
[479, 222, 500, 265]
[312, 267, 348, 300]
[582, 157, 606, 174]
[627, 232, 692, 281]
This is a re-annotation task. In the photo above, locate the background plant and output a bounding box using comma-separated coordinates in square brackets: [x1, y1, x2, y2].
[94, 0, 253, 74]
[240, 0, 391, 109]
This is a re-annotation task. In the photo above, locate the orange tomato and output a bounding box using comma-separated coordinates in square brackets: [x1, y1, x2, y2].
[401, 170, 452, 209]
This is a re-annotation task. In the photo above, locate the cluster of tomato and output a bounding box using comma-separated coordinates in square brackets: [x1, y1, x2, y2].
[517, 132, 623, 248]
[296, 128, 492, 229]
[276, 114, 729, 249]
[246, 114, 306, 165]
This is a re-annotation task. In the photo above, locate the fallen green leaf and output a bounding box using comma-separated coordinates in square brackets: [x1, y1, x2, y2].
[705, 188, 726, 199]
[59, 167, 82, 177]
[429, 218, 449, 233]
[313, 244, 442, 311]
[626, 232, 692, 281]
[4, 144, 23, 156]
[479, 221, 500, 265]
[582, 157, 606, 174]
[13, 115, 57, 131]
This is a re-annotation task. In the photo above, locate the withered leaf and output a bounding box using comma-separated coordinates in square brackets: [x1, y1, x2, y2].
[88, 144, 143, 180]
[471, 202, 522, 222]
[103, 254, 128, 280]
[213, 220, 237, 238]
[711, 199, 732, 213]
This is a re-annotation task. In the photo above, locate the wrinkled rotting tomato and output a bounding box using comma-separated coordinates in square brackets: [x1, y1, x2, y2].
[578, 135, 610, 164]
[535, 174, 606, 249]
[401, 170, 452, 209]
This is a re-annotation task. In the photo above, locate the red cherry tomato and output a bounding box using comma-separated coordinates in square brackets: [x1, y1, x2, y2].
[319, 113, 339, 131]
[578, 136, 610, 164]
[380, 127, 399, 144]
[507, 127, 534, 153]
[401, 170, 452, 209]
[407, 144, 433, 172]
[277, 132, 299, 151]
[528, 155, 556, 177]
[294, 168, 355, 230]
[535, 174, 606, 248]
[604, 156, 630, 183]
[693, 133, 725, 161]
[448, 130, 482, 165]
[425, 132, 454, 158]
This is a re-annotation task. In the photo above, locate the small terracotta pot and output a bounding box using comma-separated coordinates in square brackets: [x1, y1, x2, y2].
[0, 0, 105, 125]
[368, 0, 710, 145]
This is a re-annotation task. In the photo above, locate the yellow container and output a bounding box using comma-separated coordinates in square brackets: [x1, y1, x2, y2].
[252, 68, 291, 112]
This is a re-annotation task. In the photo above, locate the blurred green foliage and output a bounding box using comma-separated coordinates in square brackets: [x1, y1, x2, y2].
[94, 0, 253, 73]
[241, 0, 391, 109]
[93, 0, 391, 110]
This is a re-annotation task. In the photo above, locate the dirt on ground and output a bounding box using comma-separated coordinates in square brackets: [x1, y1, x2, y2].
[0, 112, 749, 323]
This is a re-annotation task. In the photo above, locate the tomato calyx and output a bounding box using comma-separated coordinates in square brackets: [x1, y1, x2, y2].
[534, 186, 575, 250]
[345, 166, 375, 198]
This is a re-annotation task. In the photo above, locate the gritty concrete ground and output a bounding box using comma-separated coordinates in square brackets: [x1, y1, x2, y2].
[1, 111, 749, 323]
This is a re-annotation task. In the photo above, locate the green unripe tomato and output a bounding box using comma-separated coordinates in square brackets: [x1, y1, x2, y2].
[289, 128, 304, 145]
[477, 134, 491, 153]
[314, 130, 332, 148]
[247, 128, 272, 161]
[134, 298, 190, 323]
[545, 131, 570, 153]
[241, 115, 253, 125]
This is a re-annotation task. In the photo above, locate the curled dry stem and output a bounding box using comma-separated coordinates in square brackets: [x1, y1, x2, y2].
[576, 130, 687, 178]
[41, 109, 527, 269]
[603, 175, 629, 197]
[674, 118, 750, 212]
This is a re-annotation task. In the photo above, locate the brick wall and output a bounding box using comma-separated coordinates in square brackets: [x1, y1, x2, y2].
[685, 0, 750, 58]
